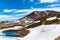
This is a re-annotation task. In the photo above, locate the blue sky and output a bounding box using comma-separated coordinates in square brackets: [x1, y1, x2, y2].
[0, 0, 60, 21]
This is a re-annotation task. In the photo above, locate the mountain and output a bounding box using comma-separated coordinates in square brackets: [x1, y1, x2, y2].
[0, 10, 60, 29]
[0, 10, 60, 39]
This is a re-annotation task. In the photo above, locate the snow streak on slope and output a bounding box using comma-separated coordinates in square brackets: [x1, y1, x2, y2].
[0, 24, 60, 40]
[46, 17, 57, 21]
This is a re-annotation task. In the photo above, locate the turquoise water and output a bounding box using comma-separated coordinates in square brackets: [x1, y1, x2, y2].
[2, 31, 24, 37]
[0, 32, 20, 40]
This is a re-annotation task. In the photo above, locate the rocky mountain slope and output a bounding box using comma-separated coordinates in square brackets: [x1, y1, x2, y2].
[0, 10, 60, 29]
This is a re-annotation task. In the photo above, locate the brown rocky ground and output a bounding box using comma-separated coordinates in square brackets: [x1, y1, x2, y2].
[16, 28, 30, 36]
[55, 36, 60, 40]
[0, 22, 23, 29]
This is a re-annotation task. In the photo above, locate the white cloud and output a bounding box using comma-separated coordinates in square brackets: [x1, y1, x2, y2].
[33, 7, 60, 12]
[0, 15, 12, 19]
[14, 9, 33, 13]
[30, 0, 34, 2]
[3, 9, 13, 12]
[15, 7, 60, 12]
[0, 13, 30, 21]
[48, 4, 60, 7]
[0, 15, 19, 21]
[3, 7, 60, 13]
[3, 9, 17, 12]
[3, 9, 32, 13]
[40, 0, 57, 3]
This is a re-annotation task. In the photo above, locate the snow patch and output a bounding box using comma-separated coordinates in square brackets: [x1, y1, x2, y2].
[21, 24, 60, 40]
[46, 17, 57, 21]
[57, 18, 60, 20]
[34, 21, 40, 23]
[0, 26, 23, 32]
[0, 24, 60, 40]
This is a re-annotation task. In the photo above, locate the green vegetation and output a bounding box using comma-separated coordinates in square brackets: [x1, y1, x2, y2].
[26, 21, 42, 28]
[26, 19, 60, 29]
[44, 19, 58, 25]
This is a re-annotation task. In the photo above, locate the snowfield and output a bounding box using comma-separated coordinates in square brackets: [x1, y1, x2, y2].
[0, 24, 60, 40]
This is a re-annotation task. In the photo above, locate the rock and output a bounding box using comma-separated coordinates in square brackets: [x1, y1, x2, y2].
[16, 28, 30, 36]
